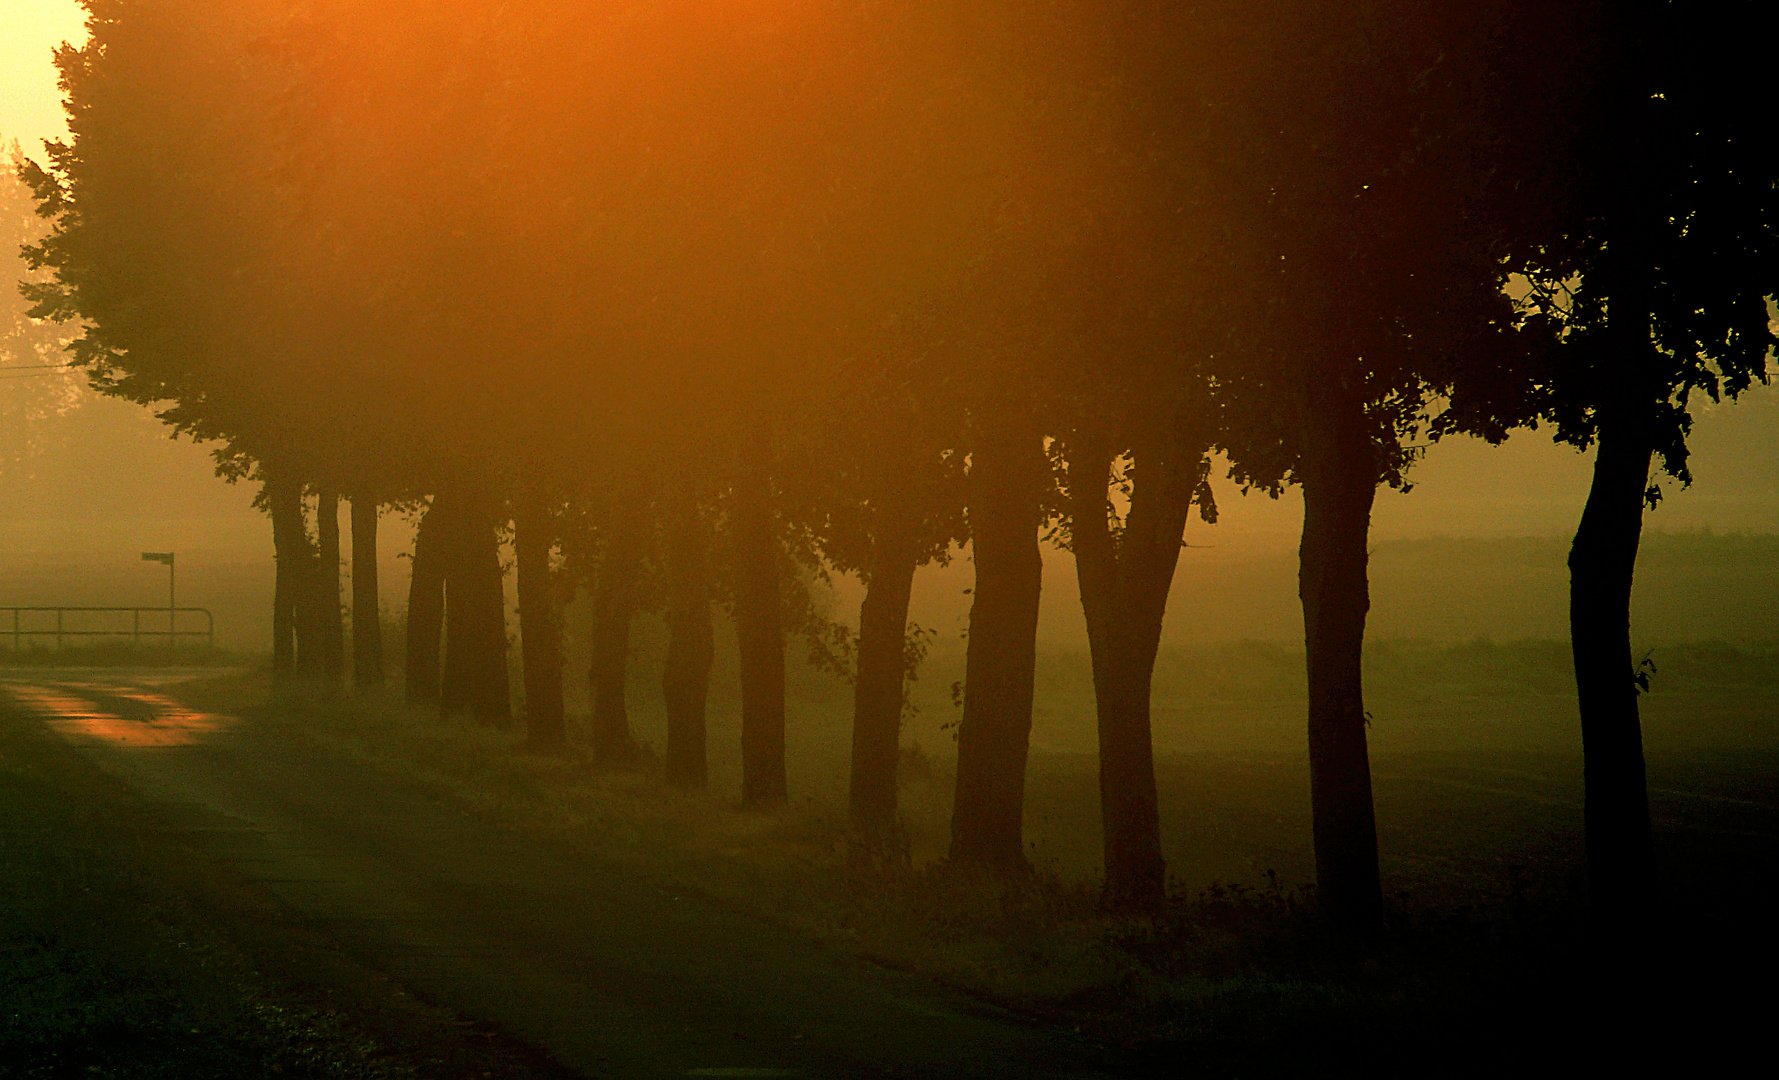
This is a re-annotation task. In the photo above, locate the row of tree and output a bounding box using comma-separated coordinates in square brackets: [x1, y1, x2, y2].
[20, 0, 1775, 930]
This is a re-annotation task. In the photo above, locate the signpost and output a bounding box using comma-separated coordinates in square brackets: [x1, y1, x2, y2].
[141, 551, 175, 654]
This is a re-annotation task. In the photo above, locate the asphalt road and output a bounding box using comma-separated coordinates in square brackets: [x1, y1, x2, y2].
[1, 670, 1127, 1080]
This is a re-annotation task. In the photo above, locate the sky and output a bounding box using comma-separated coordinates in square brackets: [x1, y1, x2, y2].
[1, 0, 86, 152]
[0, 0, 1774, 649]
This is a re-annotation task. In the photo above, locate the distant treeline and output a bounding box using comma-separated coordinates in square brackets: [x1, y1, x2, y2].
[16, 2, 1775, 929]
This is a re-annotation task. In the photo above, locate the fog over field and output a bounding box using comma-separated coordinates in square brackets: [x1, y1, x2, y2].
[4, 380, 1775, 654]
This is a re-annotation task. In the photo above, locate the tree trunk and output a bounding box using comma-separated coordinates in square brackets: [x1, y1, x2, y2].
[350, 497, 384, 689]
[733, 430, 787, 805]
[439, 495, 473, 717]
[1298, 410, 1383, 934]
[462, 501, 512, 727]
[1070, 436, 1193, 909]
[849, 529, 919, 837]
[515, 494, 565, 750]
[949, 422, 1044, 872]
[405, 499, 447, 706]
[290, 492, 325, 679]
[663, 496, 714, 788]
[317, 491, 345, 688]
[1570, 413, 1656, 914]
[1570, 209, 1660, 918]
[268, 476, 303, 676]
[589, 519, 643, 765]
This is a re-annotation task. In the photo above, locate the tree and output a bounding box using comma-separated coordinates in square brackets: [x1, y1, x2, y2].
[266, 472, 304, 674]
[586, 490, 649, 767]
[803, 354, 967, 842]
[931, 2, 1117, 877]
[434, 487, 510, 726]
[19, 0, 435, 671]
[660, 473, 715, 788]
[1019, 6, 1227, 906]
[949, 412, 1049, 872]
[1196, 2, 1540, 931]
[404, 500, 447, 707]
[731, 427, 789, 804]
[316, 489, 345, 686]
[513, 490, 565, 749]
[350, 496, 384, 688]
[1440, 1, 1779, 916]
[925, 1, 1224, 888]
[1062, 422, 1216, 907]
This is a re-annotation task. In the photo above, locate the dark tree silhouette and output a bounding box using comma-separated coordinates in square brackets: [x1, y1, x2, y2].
[267, 473, 304, 676]
[733, 428, 789, 806]
[1433, 1, 1779, 915]
[316, 491, 345, 687]
[437, 492, 510, 726]
[949, 417, 1047, 873]
[18, 0, 429, 676]
[1196, 2, 1542, 930]
[405, 500, 447, 707]
[1553, 6, 1774, 915]
[1064, 424, 1216, 907]
[588, 500, 646, 767]
[804, 357, 966, 843]
[661, 479, 715, 789]
[350, 497, 384, 689]
[1024, 4, 1229, 907]
[514, 492, 566, 750]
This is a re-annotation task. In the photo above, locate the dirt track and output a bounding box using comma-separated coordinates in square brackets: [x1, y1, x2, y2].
[1, 670, 1126, 1080]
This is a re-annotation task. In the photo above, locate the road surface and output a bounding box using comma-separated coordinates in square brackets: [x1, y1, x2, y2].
[1, 670, 1128, 1080]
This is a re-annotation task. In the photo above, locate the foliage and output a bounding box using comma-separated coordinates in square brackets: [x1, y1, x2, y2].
[1430, 5, 1778, 483]
[13, 0, 1777, 958]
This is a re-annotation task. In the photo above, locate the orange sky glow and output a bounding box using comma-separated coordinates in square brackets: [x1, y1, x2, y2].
[1, 0, 87, 150]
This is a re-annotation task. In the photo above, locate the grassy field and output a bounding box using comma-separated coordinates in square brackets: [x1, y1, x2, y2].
[165, 637, 1779, 1068]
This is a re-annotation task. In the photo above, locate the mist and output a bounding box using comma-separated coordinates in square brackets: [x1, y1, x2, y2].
[3, 2, 1776, 1076]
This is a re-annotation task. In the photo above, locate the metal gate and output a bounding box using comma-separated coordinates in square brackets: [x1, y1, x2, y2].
[2, 606, 216, 651]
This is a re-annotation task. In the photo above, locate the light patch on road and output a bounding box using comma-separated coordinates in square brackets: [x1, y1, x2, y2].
[3, 683, 234, 746]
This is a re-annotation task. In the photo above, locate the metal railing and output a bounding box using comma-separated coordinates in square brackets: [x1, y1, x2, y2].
[2, 606, 216, 651]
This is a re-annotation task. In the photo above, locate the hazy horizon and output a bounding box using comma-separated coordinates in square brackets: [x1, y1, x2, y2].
[5, 380, 1775, 653]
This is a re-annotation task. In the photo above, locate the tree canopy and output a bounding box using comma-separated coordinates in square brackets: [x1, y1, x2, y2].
[19, 0, 1776, 925]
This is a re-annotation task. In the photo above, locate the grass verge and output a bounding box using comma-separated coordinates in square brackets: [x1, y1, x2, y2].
[0, 641, 250, 667]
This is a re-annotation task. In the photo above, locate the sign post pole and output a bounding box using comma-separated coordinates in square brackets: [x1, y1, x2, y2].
[141, 552, 176, 659]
